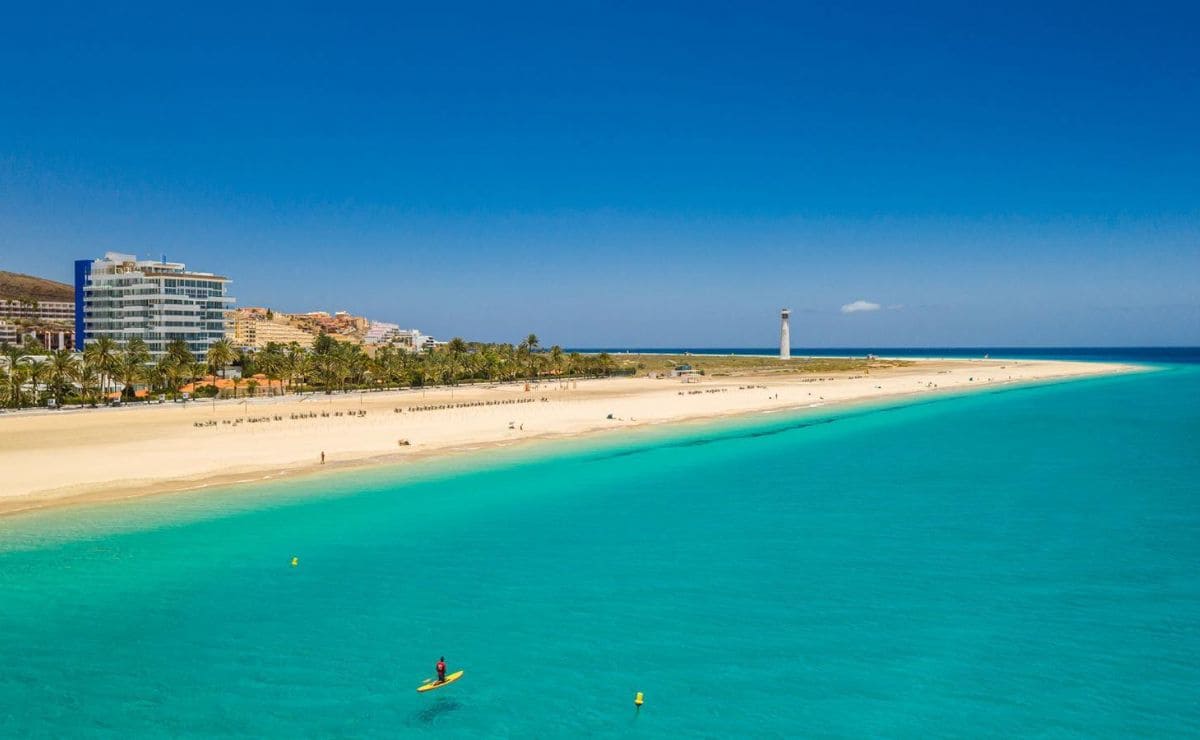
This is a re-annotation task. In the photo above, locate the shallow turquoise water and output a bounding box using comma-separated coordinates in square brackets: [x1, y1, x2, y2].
[2, 367, 1199, 737]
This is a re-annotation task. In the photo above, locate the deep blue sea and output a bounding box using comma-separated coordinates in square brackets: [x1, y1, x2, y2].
[1, 349, 1198, 737]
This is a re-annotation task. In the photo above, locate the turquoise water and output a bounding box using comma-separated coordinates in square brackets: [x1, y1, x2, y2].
[2, 366, 1199, 737]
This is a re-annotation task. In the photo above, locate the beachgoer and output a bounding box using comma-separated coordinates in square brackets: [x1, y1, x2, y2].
[436, 657, 447, 683]
[321, 451, 325, 464]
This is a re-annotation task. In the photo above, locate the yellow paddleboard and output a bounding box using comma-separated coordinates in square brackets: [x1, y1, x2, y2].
[417, 670, 464, 692]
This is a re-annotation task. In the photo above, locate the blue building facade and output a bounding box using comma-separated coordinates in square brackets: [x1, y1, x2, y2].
[73, 259, 91, 349]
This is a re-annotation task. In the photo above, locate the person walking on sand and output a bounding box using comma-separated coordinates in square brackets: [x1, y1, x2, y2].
[320, 451, 325, 464]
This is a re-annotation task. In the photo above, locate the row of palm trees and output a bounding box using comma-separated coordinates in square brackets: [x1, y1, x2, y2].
[2, 335, 213, 409]
[1, 332, 624, 409]
[234, 333, 621, 395]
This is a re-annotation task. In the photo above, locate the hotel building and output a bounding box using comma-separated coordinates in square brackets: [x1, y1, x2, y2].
[0, 298, 75, 350]
[229, 307, 318, 349]
[75, 252, 235, 359]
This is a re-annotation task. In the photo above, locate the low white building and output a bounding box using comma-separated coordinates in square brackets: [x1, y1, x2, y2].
[365, 321, 428, 351]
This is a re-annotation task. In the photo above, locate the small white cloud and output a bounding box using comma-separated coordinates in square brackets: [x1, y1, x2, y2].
[841, 300, 881, 314]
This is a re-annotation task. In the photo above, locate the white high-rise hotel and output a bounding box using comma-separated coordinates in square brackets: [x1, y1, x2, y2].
[75, 252, 235, 359]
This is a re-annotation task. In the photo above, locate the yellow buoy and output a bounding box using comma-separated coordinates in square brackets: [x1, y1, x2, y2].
[634, 691, 644, 707]
[290, 557, 299, 567]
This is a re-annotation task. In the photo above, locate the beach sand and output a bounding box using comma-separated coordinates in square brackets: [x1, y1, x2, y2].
[0, 358, 1136, 516]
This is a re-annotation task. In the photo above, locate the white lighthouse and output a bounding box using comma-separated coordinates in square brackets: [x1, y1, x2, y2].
[779, 308, 791, 360]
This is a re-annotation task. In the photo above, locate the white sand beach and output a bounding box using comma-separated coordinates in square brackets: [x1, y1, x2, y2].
[0, 357, 1136, 516]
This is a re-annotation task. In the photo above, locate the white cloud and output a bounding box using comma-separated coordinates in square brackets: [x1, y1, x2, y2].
[841, 300, 881, 314]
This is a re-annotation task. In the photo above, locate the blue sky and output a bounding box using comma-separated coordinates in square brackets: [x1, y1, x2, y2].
[1, 1, 1197, 346]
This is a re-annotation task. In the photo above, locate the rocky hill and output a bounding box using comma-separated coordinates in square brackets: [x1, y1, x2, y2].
[0, 270, 74, 303]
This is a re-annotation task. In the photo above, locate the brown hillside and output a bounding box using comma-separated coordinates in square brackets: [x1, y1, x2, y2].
[0, 270, 75, 303]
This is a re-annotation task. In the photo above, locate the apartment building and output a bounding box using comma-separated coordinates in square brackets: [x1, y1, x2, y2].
[75, 252, 235, 359]
[0, 298, 75, 349]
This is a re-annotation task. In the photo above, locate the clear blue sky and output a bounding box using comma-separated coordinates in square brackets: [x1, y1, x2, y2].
[1, 1, 1197, 347]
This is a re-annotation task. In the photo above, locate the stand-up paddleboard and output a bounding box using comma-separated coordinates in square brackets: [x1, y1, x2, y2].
[417, 670, 464, 692]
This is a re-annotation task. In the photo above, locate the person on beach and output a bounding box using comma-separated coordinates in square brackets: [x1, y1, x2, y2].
[320, 451, 325, 464]
[436, 657, 447, 683]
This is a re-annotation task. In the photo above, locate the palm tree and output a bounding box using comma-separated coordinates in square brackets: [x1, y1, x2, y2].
[117, 338, 151, 401]
[82, 336, 119, 399]
[2, 355, 29, 408]
[23, 356, 48, 406]
[333, 342, 366, 392]
[156, 355, 185, 400]
[310, 334, 338, 393]
[290, 351, 311, 393]
[446, 337, 468, 385]
[420, 353, 443, 389]
[549, 345, 564, 376]
[47, 349, 79, 406]
[390, 347, 416, 388]
[165, 338, 195, 368]
[285, 342, 306, 394]
[235, 347, 257, 378]
[192, 361, 209, 392]
[257, 344, 284, 396]
[143, 362, 166, 402]
[206, 338, 235, 382]
[76, 358, 101, 406]
[519, 334, 541, 381]
[1, 343, 24, 408]
[370, 346, 393, 391]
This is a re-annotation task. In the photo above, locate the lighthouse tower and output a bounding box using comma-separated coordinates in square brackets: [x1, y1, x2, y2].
[779, 308, 791, 360]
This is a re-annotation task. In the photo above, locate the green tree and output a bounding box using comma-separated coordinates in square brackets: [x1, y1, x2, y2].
[235, 347, 257, 377]
[76, 358, 101, 406]
[519, 333, 540, 381]
[258, 343, 286, 396]
[285, 342, 307, 393]
[24, 356, 48, 406]
[311, 333, 339, 393]
[206, 338, 236, 382]
[156, 355, 186, 400]
[117, 338, 151, 401]
[445, 337, 468, 385]
[165, 338, 195, 368]
[1, 344, 30, 408]
[82, 336, 119, 399]
[47, 349, 79, 406]
[8, 364, 31, 408]
[334, 342, 367, 391]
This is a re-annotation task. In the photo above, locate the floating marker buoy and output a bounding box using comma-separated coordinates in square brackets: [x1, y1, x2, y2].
[634, 691, 643, 708]
[291, 557, 299, 567]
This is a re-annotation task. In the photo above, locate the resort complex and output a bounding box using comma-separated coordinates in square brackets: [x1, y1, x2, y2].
[74, 252, 235, 360]
[230, 307, 433, 353]
[0, 254, 457, 409]
[0, 271, 76, 350]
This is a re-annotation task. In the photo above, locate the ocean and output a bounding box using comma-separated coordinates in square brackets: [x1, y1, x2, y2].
[1, 350, 1197, 737]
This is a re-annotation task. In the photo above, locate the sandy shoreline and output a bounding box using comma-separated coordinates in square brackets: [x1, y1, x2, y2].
[0, 358, 1139, 518]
